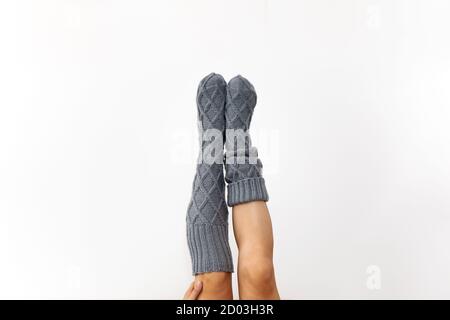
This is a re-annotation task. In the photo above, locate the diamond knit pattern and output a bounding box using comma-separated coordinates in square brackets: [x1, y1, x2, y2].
[186, 73, 233, 274]
[225, 75, 269, 206]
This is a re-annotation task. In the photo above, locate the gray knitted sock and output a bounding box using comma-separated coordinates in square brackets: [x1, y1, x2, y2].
[225, 75, 269, 206]
[186, 73, 233, 274]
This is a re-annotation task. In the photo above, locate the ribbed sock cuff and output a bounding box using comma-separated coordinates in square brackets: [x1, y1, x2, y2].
[227, 177, 269, 206]
[187, 224, 234, 275]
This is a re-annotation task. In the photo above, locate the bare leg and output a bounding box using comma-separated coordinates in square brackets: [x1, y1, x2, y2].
[233, 201, 280, 300]
[194, 272, 233, 300]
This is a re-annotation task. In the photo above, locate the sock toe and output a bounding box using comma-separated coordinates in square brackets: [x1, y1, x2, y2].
[196, 72, 227, 131]
[198, 73, 226, 95]
[228, 74, 256, 95]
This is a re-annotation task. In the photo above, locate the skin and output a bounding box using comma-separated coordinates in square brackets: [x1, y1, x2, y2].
[194, 272, 233, 300]
[183, 280, 203, 300]
[185, 201, 280, 300]
[233, 201, 280, 300]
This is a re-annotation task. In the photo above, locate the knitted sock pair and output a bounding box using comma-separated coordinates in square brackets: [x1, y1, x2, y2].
[186, 73, 268, 274]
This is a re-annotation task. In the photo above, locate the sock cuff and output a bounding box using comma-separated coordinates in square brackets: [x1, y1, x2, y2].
[187, 223, 234, 274]
[227, 177, 269, 206]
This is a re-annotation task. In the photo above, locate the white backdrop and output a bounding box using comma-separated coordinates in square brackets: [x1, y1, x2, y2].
[1, 0, 450, 299]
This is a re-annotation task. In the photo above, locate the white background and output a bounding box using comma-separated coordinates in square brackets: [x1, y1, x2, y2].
[1, 0, 450, 299]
